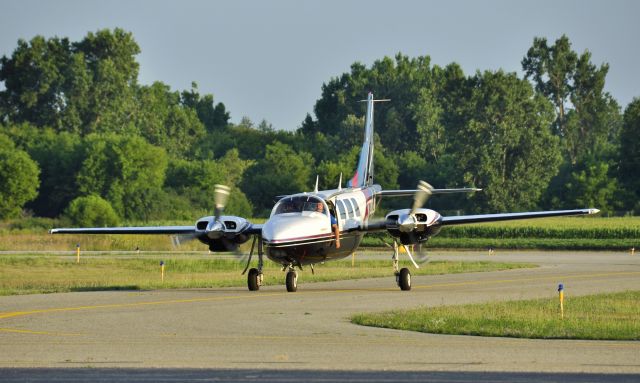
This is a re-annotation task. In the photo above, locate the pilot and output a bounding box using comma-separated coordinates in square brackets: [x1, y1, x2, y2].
[316, 203, 340, 249]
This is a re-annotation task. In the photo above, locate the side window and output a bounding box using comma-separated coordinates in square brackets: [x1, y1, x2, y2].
[345, 199, 354, 218]
[351, 198, 361, 217]
[337, 200, 347, 221]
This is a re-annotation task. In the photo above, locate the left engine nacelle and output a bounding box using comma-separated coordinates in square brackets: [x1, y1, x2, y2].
[194, 215, 252, 251]
[385, 208, 442, 245]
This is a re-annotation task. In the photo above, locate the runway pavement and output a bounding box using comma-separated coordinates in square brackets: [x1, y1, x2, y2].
[0, 250, 639, 379]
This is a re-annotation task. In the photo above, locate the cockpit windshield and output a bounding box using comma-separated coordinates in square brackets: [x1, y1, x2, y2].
[273, 196, 328, 216]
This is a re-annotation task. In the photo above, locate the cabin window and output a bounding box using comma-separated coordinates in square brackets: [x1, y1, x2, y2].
[344, 199, 354, 218]
[350, 198, 361, 217]
[337, 200, 347, 221]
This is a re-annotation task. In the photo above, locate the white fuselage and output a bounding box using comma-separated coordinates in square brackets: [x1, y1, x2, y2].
[261, 185, 379, 266]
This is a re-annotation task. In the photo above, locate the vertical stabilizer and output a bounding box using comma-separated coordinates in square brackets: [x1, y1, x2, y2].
[348, 92, 387, 188]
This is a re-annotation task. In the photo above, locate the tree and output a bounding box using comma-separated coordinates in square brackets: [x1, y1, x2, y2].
[0, 29, 141, 135]
[456, 71, 561, 211]
[311, 54, 437, 153]
[522, 35, 619, 165]
[619, 98, 640, 210]
[0, 133, 40, 219]
[76, 134, 167, 220]
[65, 195, 119, 227]
[26, 128, 84, 217]
[0, 36, 73, 128]
[135, 81, 206, 157]
[181, 82, 230, 132]
[564, 159, 620, 214]
[241, 141, 313, 215]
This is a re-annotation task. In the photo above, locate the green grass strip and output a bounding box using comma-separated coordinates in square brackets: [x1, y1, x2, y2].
[0, 255, 533, 296]
[352, 290, 640, 340]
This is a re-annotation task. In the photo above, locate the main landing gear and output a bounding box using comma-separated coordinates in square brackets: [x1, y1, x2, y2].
[242, 237, 299, 292]
[392, 240, 412, 291]
[243, 237, 264, 291]
[285, 268, 298, 292]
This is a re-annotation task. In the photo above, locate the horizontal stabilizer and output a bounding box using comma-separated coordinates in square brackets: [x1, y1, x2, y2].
[378, 188, 481, 197]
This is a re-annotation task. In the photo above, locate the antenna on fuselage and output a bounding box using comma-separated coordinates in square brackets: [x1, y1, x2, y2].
[338, 172, 343, 191]
[314, 175, 319, 193]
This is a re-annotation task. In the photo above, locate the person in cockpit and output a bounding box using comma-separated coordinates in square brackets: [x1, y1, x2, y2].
[315, 203, 340, 249]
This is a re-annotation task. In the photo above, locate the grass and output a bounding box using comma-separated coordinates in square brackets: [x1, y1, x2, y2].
[0, 254, 534, 296]
[352, 290, 640, 340]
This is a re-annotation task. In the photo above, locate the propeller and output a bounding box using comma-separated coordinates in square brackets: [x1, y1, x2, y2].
[398, 181, 433, 233]
[214, 184, 230, 219]
[206, 184, 231, 239]
[410, 180, 433, 215]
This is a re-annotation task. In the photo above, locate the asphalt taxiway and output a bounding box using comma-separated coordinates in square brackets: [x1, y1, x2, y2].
[0, 251, 639, 378]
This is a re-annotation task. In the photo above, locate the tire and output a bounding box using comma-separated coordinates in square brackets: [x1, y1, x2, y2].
[286, 271, 298, 292]
[248, 268, 260, 291]
[399, 267, 411, 291]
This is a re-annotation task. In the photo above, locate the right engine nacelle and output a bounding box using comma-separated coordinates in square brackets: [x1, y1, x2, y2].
[385, 208, 442, 245]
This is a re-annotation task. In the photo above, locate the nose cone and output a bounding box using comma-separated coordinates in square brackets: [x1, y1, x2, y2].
[262, 214, 331, 244]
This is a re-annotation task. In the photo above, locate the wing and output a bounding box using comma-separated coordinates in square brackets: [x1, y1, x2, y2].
[377, 187, 481, 197]
[49, 226, 197, 235]
[440, 208, 600, 226]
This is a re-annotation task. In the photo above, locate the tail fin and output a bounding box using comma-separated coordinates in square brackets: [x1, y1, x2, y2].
[347, 92, 388, 188]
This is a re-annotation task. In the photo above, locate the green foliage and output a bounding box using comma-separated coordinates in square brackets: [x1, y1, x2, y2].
[77, 133, 167, 220]
[135, 81, 206, 156]
[65, 194, 119, 227]
[0, 133, 40, 219]
[564, 159, 620, 213]
[619, 98, 640, 211]
[242, 141, 313, 215]
[17, 126, 83, 217]
[456, 71, 561, 211]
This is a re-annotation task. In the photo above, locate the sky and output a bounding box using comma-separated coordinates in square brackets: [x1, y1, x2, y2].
[1, 0, 638, 131]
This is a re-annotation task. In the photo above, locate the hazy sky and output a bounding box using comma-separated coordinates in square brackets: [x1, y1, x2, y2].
[1, 0, 638, 131]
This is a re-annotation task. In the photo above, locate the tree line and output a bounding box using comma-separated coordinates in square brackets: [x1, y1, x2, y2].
[0, 29, 638, 224]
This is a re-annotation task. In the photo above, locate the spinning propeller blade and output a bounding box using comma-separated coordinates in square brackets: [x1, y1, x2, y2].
[410, 180, 433, 216]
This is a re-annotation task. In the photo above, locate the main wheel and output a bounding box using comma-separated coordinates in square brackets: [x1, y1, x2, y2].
[285, 271, 298, 292]
[398, 267, 411, 291]
[248, 268, 260, 291]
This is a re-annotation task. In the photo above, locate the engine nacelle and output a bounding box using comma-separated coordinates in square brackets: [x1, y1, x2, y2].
[385, 208, 442, 245]
[194, 215, 252, 251]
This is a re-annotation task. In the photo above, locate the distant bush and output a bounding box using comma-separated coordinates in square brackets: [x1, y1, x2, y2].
[6, 217, 65, 232]
[65, 195, 120, 227]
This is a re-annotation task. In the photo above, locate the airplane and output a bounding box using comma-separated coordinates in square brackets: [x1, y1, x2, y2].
[51, 92, 600, 292]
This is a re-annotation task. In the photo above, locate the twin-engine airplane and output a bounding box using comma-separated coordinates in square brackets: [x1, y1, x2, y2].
[51, 93, 599, 292]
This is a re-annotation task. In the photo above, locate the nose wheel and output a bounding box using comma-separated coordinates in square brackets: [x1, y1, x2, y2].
[285, 270, 298, 292]
[391, 240, 413, 291]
